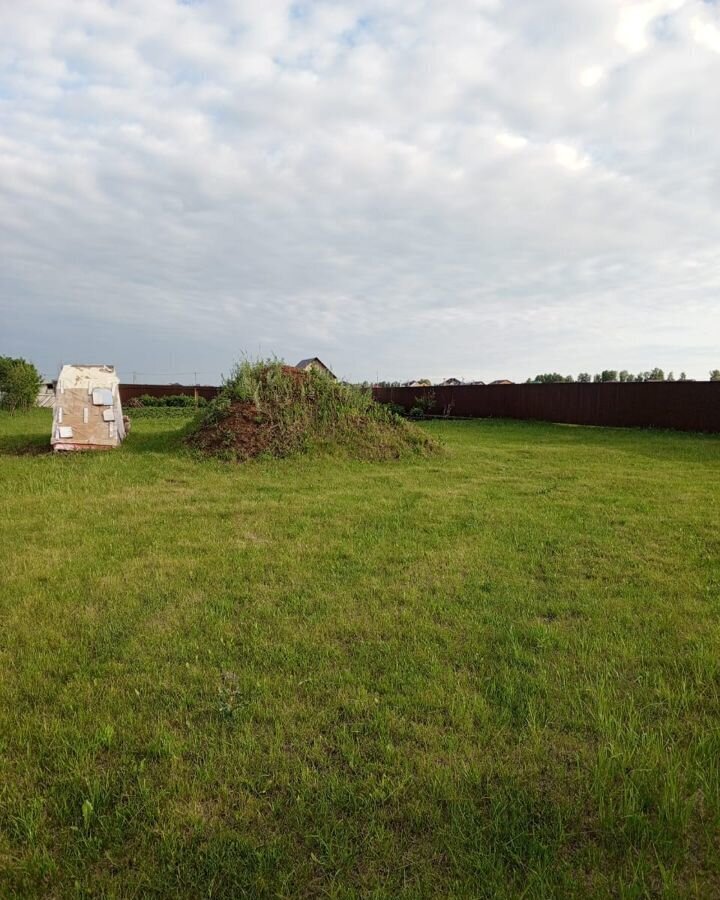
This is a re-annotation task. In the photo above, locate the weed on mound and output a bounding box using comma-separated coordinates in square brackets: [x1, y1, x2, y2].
[187, 360, 439, 461]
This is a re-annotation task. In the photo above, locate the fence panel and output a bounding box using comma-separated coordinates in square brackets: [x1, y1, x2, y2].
[372, 383, 720, 433]
[118, 382, 720, 432]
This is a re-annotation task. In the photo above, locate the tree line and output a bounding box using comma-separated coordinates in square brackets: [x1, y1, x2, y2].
[528, 369, 720, 384]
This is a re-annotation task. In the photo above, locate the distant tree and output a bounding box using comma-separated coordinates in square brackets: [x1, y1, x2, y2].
[416, 379, 432, 387]
[679, 372, 687, 381]
[565, 374, 575, 383]
[710, 370, 720, 382]
[0, 356, 42, 411]
[618, 370, 632, 382]
[530, 373, 573, 383]
[600, 370, 618, 382]
[667, 371, 675, 382]
[577, 372, 592, 383]
[632, 368, 664, 382]
[593, 373, 602, 383]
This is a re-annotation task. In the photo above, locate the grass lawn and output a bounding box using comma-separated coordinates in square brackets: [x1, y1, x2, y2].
[1, 409, 719, 898]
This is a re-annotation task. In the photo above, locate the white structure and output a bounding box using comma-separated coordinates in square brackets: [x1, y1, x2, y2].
[37, 383, 55, 408]
[51, 365, 126, 451]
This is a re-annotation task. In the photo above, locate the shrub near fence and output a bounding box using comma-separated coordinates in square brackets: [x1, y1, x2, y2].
[119, 384, 220, 404]
[372, 382, 720, 433]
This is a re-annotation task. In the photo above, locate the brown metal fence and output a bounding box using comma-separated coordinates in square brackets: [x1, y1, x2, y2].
[372, 382, 720, 433]
[119, 384, 220, 403]
[119, 381, 720, 432]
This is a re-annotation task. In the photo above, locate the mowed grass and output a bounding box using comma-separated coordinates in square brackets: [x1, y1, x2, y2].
[1, 409, 719, 898]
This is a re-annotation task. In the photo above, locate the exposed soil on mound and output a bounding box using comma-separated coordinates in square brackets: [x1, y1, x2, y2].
[187, 401, 274, 459]
[278, 365, 306, 380]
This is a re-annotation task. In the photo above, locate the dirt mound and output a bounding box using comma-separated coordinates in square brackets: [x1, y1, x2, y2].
[186, 359, 439, 462]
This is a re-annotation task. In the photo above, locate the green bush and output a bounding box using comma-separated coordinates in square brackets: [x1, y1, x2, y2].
[0, 357, 42, 412]
[414, 391, 436, 414]
[135, 393, 207, 408]
[125, 407, 198, 419]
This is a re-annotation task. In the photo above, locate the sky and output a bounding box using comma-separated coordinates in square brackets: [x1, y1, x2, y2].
[1, 0, 719, 384]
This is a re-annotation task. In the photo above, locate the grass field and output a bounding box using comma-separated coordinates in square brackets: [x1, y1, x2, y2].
[1, 409, 719, 898]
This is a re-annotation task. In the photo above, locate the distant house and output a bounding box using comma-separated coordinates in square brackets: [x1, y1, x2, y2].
[440, 378, 463, 386]
[491, 379, 514, 385]
[37, 382, 55, 408]
[296, 357, 336, 379]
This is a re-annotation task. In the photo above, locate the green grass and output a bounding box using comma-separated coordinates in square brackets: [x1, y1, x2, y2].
[1, 408, 719, 898]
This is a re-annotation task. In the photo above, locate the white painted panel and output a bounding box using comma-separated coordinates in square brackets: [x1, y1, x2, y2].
[83, 407, 89, 424]
[92, 388, 113, 406]
[57, 407, 63, 423]
[108, 422, 115, 438]
[58, 425, 73, 438]
[102, 409, 115, 422]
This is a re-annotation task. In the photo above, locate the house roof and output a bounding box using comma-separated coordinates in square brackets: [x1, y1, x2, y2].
[295, 357, 336, 378]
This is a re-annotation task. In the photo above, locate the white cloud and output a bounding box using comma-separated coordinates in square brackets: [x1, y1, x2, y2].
[1, 0, 719, 382]
[496, 131, 528, 150]
[615, 0, 687, 53]
[553, 142, 591, 171]
[579, 65, 605, 87]
[691, 16, 720, 54]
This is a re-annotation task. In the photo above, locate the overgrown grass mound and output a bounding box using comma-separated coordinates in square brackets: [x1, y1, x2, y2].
[187, 359, 438, 461]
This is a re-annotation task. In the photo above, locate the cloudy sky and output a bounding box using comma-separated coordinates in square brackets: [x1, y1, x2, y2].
[1, 0, 719, 383]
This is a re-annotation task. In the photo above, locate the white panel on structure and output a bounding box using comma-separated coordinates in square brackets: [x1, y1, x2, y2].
[92, 388, 114, 406]
[58, 425, 73, 438]
[102, 409, 115, 422]
[83, 408, 89, 424]
[108, 422, 115, 438]
[57, 408, 63, 423]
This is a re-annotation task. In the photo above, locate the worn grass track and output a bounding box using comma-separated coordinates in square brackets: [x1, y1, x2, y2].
[1, 409, 719, 898]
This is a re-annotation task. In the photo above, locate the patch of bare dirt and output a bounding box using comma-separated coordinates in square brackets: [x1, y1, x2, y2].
[2, 441, 51, 456]
[186, 401, 275, 459]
